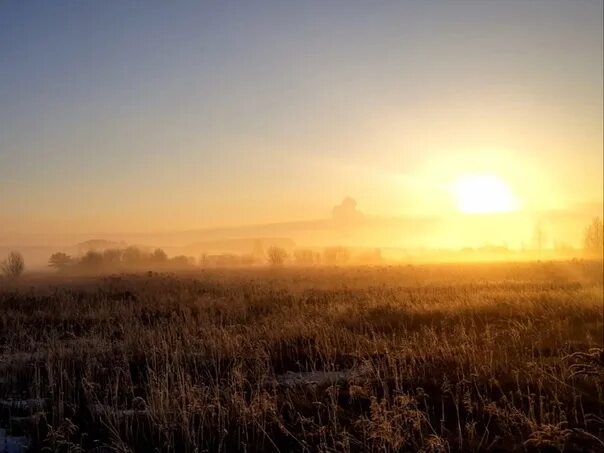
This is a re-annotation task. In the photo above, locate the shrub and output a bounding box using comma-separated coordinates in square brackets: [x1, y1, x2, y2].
[48, 252, 73, 270]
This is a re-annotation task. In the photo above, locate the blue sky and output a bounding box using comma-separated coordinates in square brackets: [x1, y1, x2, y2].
[1, 1, 602, 236]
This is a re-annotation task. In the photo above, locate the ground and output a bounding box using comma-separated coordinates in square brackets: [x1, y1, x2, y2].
[0, 262, 602, 452]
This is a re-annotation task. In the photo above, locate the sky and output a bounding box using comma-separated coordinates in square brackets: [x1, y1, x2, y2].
[0, 1, 602, 242]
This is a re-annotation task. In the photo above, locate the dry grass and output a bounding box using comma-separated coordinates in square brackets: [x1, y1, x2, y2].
[0, 261, 602, 452]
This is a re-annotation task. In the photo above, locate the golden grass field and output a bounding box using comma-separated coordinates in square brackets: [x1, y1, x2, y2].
[0, 261, 602, 452]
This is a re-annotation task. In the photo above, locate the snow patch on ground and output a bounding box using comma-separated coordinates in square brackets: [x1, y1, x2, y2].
[0, 429, 29, 453]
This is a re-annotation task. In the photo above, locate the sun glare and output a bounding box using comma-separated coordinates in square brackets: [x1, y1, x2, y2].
[453, 175, 518, 214]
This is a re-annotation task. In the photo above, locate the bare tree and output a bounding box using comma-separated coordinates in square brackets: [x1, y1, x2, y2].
[267, 246, 287, 266]
[2, 251, 25, 277]
[584, 217, 603, 258]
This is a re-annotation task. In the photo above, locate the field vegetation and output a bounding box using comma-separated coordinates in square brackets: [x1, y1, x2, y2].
[0, 262, 602, 452]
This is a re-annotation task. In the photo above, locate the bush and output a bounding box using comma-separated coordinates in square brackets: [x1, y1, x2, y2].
[48, 252, 73, 270]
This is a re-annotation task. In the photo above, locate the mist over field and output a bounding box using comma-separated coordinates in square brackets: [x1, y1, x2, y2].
[2, 197, 603, 271]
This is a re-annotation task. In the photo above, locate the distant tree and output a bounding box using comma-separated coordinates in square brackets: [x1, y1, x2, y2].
[1, 251, 24, 277]
[48, 252, 72, 270]
[323, 246, 350, 265]
[122, 247, 143, 266]
[151, 248, 168, 264]
[79, 250, 103, 270]
[294, 249, 314, 265]
[267, 246, 287, 266]
[102, 249, 123, 267]
[584, 217, 603, 258]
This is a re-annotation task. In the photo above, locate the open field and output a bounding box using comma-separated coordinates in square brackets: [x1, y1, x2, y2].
[0, 262, 602, 452]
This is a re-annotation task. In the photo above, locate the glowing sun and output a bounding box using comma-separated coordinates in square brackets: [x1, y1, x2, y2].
[453, 175, 518, 214]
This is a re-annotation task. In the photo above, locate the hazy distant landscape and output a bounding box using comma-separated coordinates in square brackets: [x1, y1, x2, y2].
[2, 197, 603, 271]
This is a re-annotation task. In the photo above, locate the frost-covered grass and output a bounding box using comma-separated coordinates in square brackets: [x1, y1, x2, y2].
[0, 262, 602, 452]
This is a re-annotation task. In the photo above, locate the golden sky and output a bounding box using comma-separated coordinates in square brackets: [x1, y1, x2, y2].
[0, 2, 602, 246]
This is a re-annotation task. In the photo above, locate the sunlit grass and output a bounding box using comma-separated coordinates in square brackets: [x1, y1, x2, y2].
[0, 262, 602, 451]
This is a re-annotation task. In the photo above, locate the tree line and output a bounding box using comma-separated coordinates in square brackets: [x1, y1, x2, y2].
[47, 247, 195, 272]
[1, 217, 602, 278]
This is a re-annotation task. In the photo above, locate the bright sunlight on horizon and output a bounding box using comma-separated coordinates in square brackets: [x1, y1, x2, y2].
[453, 175, 519, 214]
